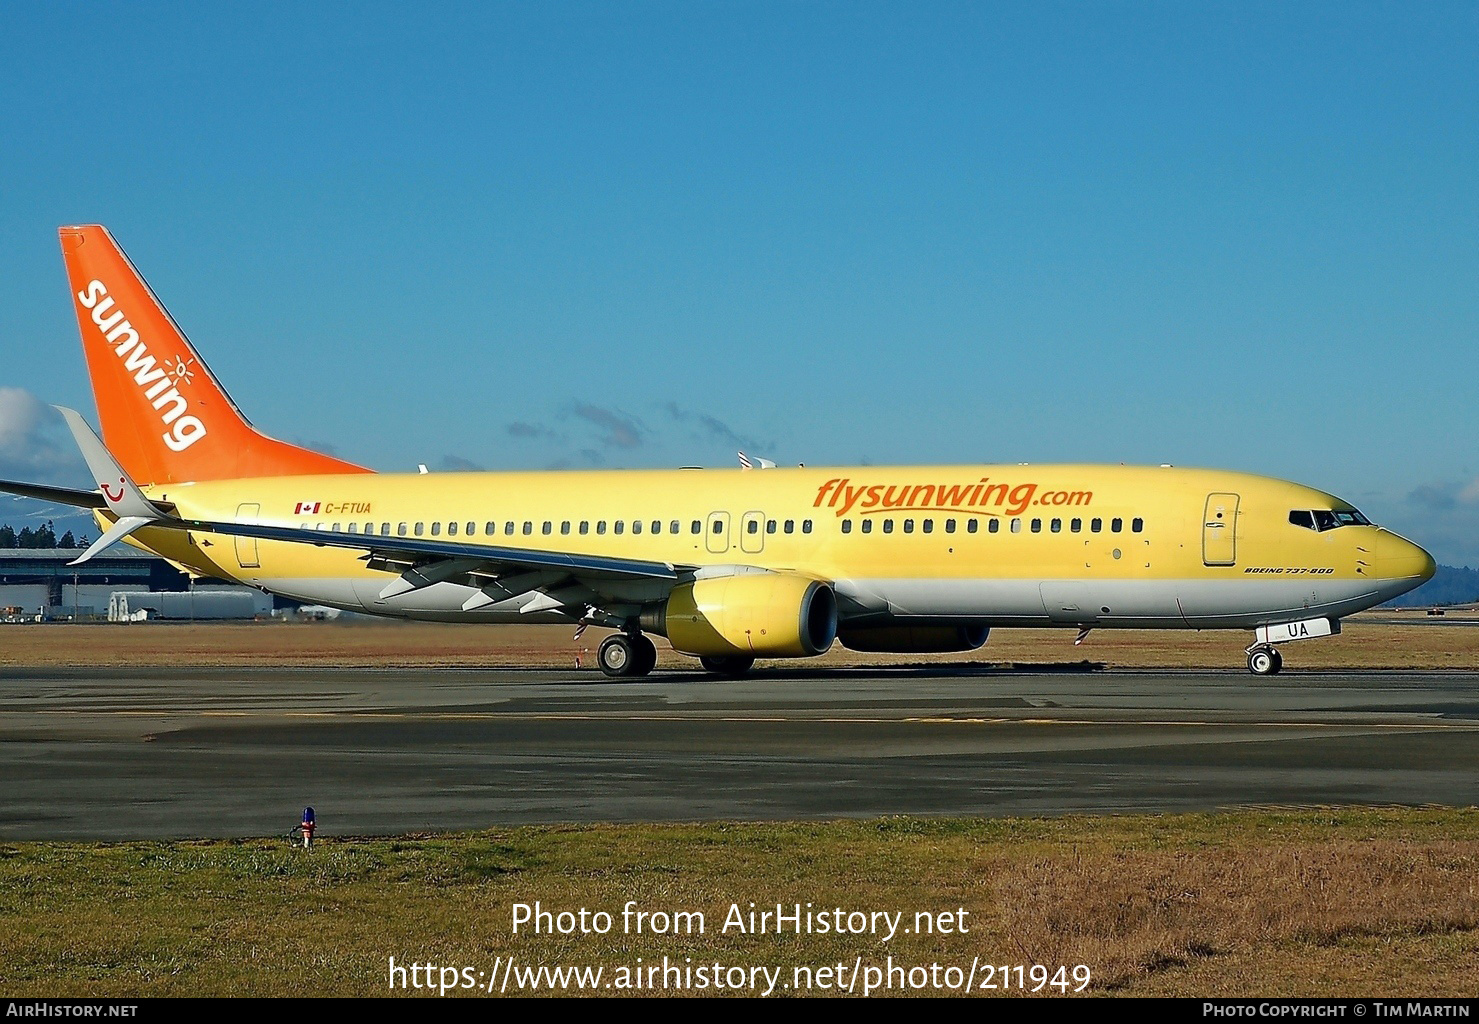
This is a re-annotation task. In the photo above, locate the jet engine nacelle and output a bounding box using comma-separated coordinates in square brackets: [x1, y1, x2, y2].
[836, 624, 989, 653]
[649, 572, 838, 659]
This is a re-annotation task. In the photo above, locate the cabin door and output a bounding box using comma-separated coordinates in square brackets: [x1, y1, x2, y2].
[706, 511, 731, 554]
[740, 511, 766, 554]
[235, 503, 261, 569]
[1202, 493, 1239, 566]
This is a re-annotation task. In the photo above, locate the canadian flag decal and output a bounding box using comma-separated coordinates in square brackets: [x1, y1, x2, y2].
[294, 501, 321, 514]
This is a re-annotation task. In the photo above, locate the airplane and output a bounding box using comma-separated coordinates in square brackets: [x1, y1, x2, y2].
[0, 225, 1436, 678]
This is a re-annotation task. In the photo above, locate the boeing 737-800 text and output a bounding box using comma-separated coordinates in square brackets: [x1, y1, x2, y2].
[0, 226, 1435, 677]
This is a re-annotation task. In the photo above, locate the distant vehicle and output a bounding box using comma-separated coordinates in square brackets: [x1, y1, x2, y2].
[1428, 607, 1446, 617]
[0, 225, 1437, 677]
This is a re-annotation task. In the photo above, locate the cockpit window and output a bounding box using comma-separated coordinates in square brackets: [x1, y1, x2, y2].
[1291, 508, 1372, 532]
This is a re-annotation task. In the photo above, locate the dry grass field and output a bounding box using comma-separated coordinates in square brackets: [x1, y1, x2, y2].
[1, 609, 1475, 671]
[1, 811, 1476, 997]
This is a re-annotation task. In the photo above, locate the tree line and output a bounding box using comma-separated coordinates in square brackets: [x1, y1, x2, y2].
[0, 522, 90, 549]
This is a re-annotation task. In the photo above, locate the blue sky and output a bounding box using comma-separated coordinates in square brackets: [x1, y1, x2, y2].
[1, 2, 1477, 562]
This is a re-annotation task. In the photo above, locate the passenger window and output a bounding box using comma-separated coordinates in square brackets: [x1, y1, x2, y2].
[381, 523, 391, 536]
[398, 522, 408, 536]
[1111, 518, 1123, 533]
[1091, 518, 1102, 533]
[414, 522, 424, 536]
[1289, 510, 1315, 530]
[580, 521, 589, 535]
[945, 520, 956, 534]
[652, 520, 661, 534]
[766, 519, 776, 534]
[712, 521, 723, 534]
[430, 522, 441, 536]
[784, 520, 794, 534]
[542, 521, 552, 535]
[1070, 518, 1081, 533]
[485, 521, 496, 535]
[1132, 518, 1144, 533]
[614, 521, 624, 535]
[1031, 519, 1042, 533]
[633, 520, 643, 535]
[466, 522, 475, 536]
[670, 520, 680, 534]
[802, 520, 812, 533]
[842, 520, 853, 534]
[347, 523, 357, 534]
[903, 519, 914, 533]
[968, 519, 979, 534]
[523, 521, 533, 535]
[505, 522, 515, 536]
[331, 523, 342, 533]
[561, 521, 570, 535]
[987, 519, 998, 533]
[597, 521, 607, 535]
[691, 520, 702, 534]
[746, 520, 757, 534]
[861, 520, 873, 534]
[883, 520, 894, 534]
[1050, 518, 1061, 533]
[1011, 519, 1022, 533]
[447, 522, 457, 537]
[923, 520, 933, 534]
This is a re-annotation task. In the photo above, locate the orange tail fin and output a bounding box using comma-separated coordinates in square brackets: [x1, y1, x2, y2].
[59, 225, 370, 485]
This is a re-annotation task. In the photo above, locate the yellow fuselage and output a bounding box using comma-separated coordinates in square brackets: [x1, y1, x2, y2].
[118, 463, 1434, 631]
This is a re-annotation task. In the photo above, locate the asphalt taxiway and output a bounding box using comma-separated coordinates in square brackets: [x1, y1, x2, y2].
[3, 666, 1477, 839]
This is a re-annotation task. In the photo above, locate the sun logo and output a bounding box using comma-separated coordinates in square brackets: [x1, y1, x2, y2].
[167, 356, 196, 387]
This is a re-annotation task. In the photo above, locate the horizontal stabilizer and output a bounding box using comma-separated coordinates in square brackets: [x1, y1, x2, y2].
[69, 515, 153, 565]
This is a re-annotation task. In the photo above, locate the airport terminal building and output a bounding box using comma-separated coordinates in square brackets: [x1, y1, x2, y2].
[0, 548, 272, 620]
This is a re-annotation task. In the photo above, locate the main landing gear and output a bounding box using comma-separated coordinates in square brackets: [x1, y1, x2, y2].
[597, 632, 658, 678]
[1246, 644, 1284, 676]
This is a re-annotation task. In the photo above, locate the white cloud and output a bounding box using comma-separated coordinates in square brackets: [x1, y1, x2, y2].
[0, 388, 87, 485]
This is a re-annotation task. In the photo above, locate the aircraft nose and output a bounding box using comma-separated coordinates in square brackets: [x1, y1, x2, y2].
[1377, 532, 1436, 587]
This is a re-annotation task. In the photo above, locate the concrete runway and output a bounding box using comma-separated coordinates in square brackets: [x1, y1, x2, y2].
[2, 665, 1478, 840]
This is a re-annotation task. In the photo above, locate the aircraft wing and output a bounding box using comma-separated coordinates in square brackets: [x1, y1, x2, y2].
[174, 517, 684, 583]
[0, 479, 107, 509]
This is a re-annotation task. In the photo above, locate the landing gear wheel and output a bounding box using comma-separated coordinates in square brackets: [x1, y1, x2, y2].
[630, 634, 657, 676]
[598, 633, 656, 678]
[700, 655, 755, 677]
[598, 634, 636, 677]
[1247, 645, 1282, 676]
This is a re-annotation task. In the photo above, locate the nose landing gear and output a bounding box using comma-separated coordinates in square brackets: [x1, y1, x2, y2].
[597, 632, 658, 678]
[1246, 644, 1283, 676]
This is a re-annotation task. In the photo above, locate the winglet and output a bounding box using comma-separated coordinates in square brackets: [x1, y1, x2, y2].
[53, 405, 169, 563]
[53, 406, 165, 520]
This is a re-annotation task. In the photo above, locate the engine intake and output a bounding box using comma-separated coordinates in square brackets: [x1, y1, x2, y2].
[648, 573, 837, 659]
